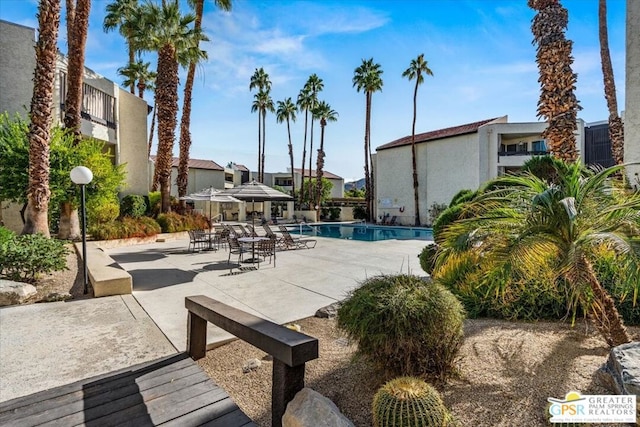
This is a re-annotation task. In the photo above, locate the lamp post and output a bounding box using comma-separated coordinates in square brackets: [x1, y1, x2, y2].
[70, 166, 93, 294]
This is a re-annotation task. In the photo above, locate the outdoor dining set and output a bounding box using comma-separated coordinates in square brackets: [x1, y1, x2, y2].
[187, 223, 317, 269]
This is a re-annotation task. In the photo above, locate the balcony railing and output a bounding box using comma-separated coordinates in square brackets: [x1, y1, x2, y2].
[498, 150, 549, 157]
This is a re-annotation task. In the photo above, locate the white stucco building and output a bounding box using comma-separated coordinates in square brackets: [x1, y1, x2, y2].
[374, 116, 585, 226]
[626, 0, 640, 188]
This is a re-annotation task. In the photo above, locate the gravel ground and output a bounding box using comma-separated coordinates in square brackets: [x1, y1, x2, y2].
[198, 316, 639, 427]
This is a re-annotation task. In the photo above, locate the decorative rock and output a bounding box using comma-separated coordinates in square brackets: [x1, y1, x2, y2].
[315, 302, 341, 319]
[44, 292, 73, 302]
[282, 387, 354, 427]
[597, 341, 640, 397]
[242, 358, 262, 373]
[0, 280, 37, 306]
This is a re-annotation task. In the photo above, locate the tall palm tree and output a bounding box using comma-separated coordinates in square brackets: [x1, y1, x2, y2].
[104, 0, 141, 94]
[177, 0, 231, 211]
[529, 0, 581, 162]
[276, 97, 298, 197]
[598, 0, 624, 166]
[303, 74, 323, 203]
[138, 0, 205, 213]
[296, 87, 314, 204]
[63, 0, 91, 141]
[118, 59, 156, 99]
[23, 0, 61, 236]
[313, 100, 338, 220]
[437, 162, 640, 346]
[353, 58, 383, 222]
[402, 53, 433, 226]
[249, 67, 271, 181]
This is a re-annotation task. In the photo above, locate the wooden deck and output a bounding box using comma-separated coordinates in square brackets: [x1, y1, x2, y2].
[0, 352, 256, 427]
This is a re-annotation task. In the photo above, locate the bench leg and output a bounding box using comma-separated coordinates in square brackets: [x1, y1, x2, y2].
[271, 360, 305, 427]
[187, 312, 207, 360]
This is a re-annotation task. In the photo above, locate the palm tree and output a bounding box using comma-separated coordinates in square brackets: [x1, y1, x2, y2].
[276, 98, 298, 197]
[138, 0, 205, 213]
[437, 162, 640, 346]
[104, 0, 141, 94]
[296, 87, 314, 204]
[529, 0, 581, 162]
[22, 0, 61, 236]
[598, 0, 624, 166]
[249, 67, 271, 181]
[118, 59, 156, 99]
[303, 74, 323, 203]
[63, 0, 91, 141]
[353, 58, 383, 222]
[177, 0, 231, 211]
[402, 54, 434, 226]
[313, 100, 338, 220]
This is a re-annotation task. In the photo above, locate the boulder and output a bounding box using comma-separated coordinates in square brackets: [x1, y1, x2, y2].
[242, 358, 262, 373]
[315, 302, 341, 319]
[282, 387, 354, 427]
[0, 280, 37, 306]
[596, 341, 640, 396]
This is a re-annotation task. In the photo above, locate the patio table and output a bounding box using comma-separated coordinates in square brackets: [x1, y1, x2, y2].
[238, 236, 268, 263]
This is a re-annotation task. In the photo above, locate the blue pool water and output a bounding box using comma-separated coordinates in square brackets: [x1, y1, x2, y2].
[287, 223, 433, 242]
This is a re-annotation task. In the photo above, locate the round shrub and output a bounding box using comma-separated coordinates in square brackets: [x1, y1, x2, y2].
[432, 205, 462, 240]
[372, 377, 453, 427]
[120, 194, 147, 218]
[337, 274, 465, 379]
[418, 243, 438, 275]
[87, 195, 119, 225]
[0, 234, 69, 282]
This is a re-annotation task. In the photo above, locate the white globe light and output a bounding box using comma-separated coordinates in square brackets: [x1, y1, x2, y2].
[70, 166, 93, 185]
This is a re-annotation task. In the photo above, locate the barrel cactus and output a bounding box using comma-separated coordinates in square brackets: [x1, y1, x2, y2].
[372, 377, 453, 427]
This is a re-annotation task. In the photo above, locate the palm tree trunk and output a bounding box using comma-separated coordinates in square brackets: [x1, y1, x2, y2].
[363, 92, 371, 222]
[315, 122, 326, 221]
[299, 109, 309, 204]
[411, 79, 421, 226]
[177, 59, 196, 210]
[257, 112, 261, 181]
[261, 109, 266, 182]
[287, 118, 295, 197]
[580, 258, 631, 346]
[63, 0, 91, 143]
[308, 116, 315, 204]
[155, 44, 179, 213]
[23, 0, 61, 236]
[598, 0, 624, 165]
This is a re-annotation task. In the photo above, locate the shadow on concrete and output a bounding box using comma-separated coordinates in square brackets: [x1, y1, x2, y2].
[129, 268, 198, 291]
[200, 261, 237, 272]
[110, 252, 167, 264]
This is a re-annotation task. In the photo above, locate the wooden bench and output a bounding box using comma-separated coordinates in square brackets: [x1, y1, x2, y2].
[0, 352, 255, 426]
[185, 295, 319, 427]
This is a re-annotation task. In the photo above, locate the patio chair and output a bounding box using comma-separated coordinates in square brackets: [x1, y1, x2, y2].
[188, 229, 208, 252]
[388, 216, 397, 226]
[235, 224, 251, 237]
[277, 226, 317, 250]
[262, 224, 286, 249]
[226, 235, 247, 265]
[256, 237, 276, 268]
[245, 224, 259, 237]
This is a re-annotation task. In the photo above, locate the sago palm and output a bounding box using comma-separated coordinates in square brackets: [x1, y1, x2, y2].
[276, 98, 297, 197]
[437, 161, 639, 346]
[402, 53, 433, 226]
[312, 100, 338, 220]
[353, 58, 383, 222]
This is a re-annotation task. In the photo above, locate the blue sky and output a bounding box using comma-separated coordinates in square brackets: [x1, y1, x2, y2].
[0, 0, 627, 183]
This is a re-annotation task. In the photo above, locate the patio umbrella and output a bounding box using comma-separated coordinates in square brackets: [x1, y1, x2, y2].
[219, 180, 293, 227]
[180, 187, 241, 226]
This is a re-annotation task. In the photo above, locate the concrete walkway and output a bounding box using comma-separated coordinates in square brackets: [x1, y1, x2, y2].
[0, 295, 176, 402]
[106, 236, 428, 351]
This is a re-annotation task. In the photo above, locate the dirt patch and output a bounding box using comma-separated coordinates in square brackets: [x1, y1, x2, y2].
[198, 317, 639, 427]
[28, 245, 91, 302]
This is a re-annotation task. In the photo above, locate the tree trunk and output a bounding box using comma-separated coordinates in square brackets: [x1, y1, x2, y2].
[154, 44, 179, 213]
[148, 102, 156, 158]
[261, 109, 267, 182]
[287, 119, 295, 197]
[598, 0, 624, 165]
[58, 201, 80, 240]
[257, 111, 261, 181]
[315, 121, 326, 221]
[177, 59, 196, 209]
[23, 0, 61, 237]
[299, 109, 308, 205]
[308, 116, 315, 203]
[363, 92, 371, 222]
[411, 78, 421, 226]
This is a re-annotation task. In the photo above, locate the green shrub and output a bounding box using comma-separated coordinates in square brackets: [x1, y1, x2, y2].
[87, 195, 119, 225]
[432, 205, 462, 240]
[337, 274, 465, 379]
[0, 226, 14, 244]
[89, 216, 161, 240]
[148, 191, 161, 216]
[0, 234, 69, 282]
[120, 194, 147, 218]
[156, 212, 209, 233]
[353, 205, 367, 220]
[372, 377, 454, 427]
[449, 189, 475, 207]
[418, 244, 438, 275]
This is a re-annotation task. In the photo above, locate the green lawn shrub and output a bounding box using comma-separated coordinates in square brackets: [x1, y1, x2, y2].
[120, 194, 147, 218]
[0, 234, 69, 283]
[337, 274, 465, 380]
[0, 226, 14, 244]
[156, 212, 209, 233]
[87, 194, 119, 225]
[89, 216, 161, 240]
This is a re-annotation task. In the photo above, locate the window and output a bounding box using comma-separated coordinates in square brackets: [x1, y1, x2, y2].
[275, 178, 292, 186]
[532, 140, 547, 153]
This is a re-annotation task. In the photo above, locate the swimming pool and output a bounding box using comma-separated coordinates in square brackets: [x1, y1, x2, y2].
[287, 223, 434, 242]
